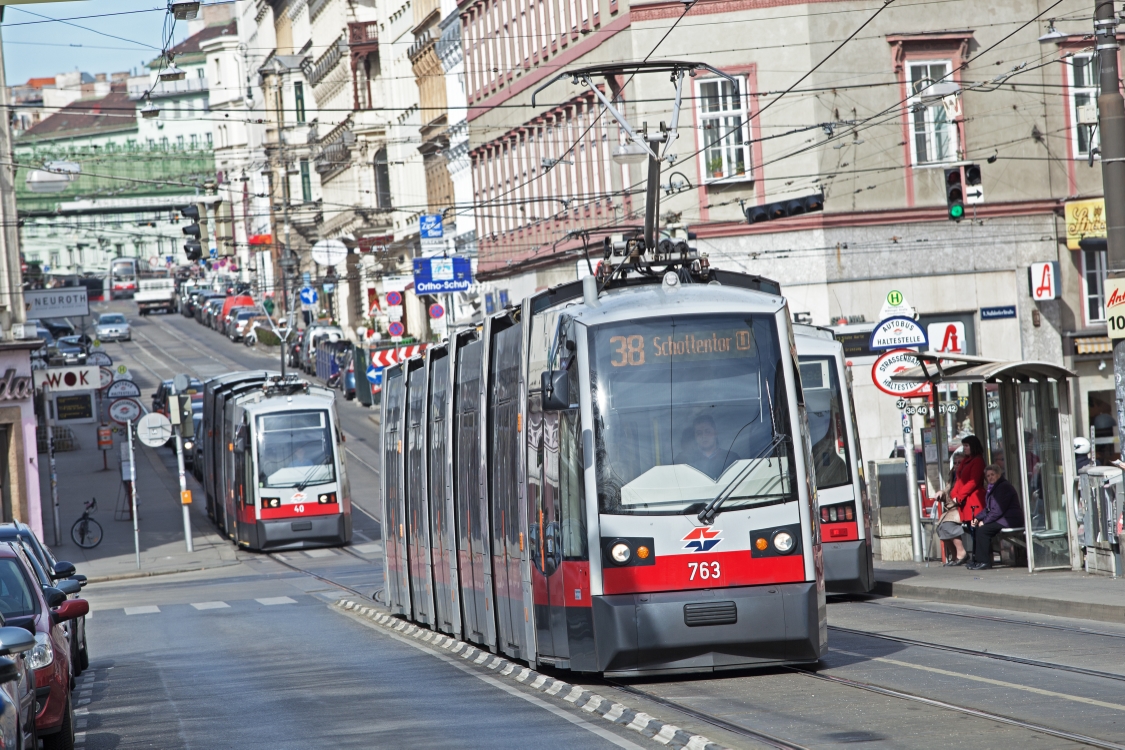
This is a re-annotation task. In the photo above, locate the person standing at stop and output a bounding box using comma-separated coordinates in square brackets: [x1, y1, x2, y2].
[949, 435, 986, 561]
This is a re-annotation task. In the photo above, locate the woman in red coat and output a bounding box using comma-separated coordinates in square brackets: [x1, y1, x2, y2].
[948, 435, 986, 564]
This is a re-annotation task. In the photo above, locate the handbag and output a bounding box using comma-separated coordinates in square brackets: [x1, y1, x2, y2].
[937, 506, 960, 525]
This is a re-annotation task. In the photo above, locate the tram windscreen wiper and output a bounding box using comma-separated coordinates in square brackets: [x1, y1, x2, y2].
[295, 459, 330, 492]
[697, 433, 787, 524]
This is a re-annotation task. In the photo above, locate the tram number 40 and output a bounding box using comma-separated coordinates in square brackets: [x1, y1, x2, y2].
[688, 561, 721, 580]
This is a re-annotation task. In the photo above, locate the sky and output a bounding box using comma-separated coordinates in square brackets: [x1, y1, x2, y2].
[1, 1, 188, 86]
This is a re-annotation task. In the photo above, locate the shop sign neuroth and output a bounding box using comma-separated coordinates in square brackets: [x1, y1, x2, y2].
[1105, 278, 1125, 339]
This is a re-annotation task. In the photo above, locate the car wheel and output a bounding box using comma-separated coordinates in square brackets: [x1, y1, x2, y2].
[41, 695, 74, 750]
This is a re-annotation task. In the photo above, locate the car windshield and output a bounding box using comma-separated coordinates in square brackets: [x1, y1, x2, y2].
[256, 410, 336, 488]
[590, 314, 795, 515]
[0, 558, 38, 618]
[99, 315, 125, 325]
[798, 356, 852, 490]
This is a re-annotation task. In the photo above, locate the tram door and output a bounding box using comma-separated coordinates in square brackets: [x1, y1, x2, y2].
[382, 366, 410, 616]
[453, 337, 495, 648]
[427, 347, 461, 636]
[406, 360, 436, 626]
[489, 321, 526, 659]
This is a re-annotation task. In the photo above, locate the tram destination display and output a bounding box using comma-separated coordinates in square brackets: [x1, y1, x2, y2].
[603, 327, 756, 367]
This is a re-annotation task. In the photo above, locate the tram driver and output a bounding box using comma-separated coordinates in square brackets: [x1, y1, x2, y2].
[688, 413, 741, 479]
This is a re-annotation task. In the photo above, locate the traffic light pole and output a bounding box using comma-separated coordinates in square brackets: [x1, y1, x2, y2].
[1094, 1, 1125, 460]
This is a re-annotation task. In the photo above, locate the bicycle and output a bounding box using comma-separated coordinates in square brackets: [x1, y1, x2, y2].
[71, 498, 103, 549]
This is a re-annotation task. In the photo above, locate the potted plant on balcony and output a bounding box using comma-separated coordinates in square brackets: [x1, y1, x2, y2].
[707, 156, 724, 179]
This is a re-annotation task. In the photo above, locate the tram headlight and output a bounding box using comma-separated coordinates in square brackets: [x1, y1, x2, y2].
[318, 492, 337, 504]
[262, 497, 280, 508]
[609, 542, 632, 564]
[772, 531, 796, 554]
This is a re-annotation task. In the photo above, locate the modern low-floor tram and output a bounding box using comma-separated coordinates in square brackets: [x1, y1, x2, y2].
[384, 266, 828, 676]
[203, 372, 352, 551]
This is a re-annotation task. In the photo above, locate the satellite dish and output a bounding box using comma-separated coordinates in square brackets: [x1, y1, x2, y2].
[311, 239, 348, 267]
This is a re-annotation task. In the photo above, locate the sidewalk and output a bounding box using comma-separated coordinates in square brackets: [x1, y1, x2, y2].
[39, 421, 237, 581]
[874, 559, 1125, 624]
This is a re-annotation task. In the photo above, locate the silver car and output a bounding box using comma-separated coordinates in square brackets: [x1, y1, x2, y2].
[95, 313, 131, 342]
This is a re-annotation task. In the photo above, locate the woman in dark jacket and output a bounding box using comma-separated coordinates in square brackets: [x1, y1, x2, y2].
[968, 464, 1024, 570]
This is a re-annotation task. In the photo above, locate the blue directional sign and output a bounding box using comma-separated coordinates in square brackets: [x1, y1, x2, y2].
[299, 287, 318, 306]
[420, 214, 443, 239]
[367, 366, 383, 385]
[413, 256, 472, 293]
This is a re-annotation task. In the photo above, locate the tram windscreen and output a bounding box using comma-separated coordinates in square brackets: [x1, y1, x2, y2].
[256, 410, 336, 489]
[798, 356, 852, 490]
[590, 314, 795, 515]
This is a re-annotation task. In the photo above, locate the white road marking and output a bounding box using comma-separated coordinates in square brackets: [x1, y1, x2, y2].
[831, 648, 1125, 712]
[190, 601, 230, 610]
[303, 549, 336, 558]
[123, 606, 160, 615]
[344, 447, 380, 476]
[353, 543, 383, 555]
[256, 596, 296, 606]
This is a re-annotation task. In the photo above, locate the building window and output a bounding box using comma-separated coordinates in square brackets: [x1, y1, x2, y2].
[197, 67, 205, 79]
[300, 159, 312, 202]
[1070, 54, 1100, 157]
[206, 132, 212, 145]
[374, 148, 392, 208]
[295, 82, 306, 123]
[190, 134, 198, 148]
[908, 61, 958, 164]
[695, 76, 751, 182]
[176, 135, 185, 149]
[1083, 248, 1107, 324]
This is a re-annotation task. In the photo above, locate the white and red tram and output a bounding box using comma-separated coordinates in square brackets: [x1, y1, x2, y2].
[383, 264, 827, 675]
[794, 325, 874, 593]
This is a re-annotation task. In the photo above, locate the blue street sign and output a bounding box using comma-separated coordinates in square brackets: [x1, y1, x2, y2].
[299, 287, 318, 306]
[322, 283, 335, 294]
[366, 366, 383, 385]
[412, 255, 473, 293]
[980, 305, 1016, 320]
[420, 214, 443, 239]
[209, 247, 218, 258]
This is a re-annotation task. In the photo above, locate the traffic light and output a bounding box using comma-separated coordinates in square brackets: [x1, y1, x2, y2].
[180, 204, 204, 261]
[964, 163, 982, 204]
[744, 193, 824, 224]
[944, 167, 964, 221]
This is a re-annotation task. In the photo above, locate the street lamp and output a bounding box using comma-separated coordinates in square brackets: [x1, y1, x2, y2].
[170, 1, 200, 21]
[159, 60, 187, 83]
[611, 142, 649, 166]
[140, 97, 160, 119]
[1038, 20, 1066, 44]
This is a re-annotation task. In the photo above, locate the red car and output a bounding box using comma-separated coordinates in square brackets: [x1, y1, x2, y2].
[0, 542, 87, 750]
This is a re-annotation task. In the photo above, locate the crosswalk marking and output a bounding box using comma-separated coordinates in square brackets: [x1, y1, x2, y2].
[256, 596, 296, 606]
[190, 601, 230, 610]
[353, 542, 383, 555]
[303, 548, 336, 558]
[123, 606, 160, 615]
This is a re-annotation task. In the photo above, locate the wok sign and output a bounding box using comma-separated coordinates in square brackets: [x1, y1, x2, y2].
[33, 367, 96, 392]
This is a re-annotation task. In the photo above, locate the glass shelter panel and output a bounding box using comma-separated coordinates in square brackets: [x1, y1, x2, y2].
[1020, 382, 1071, 569]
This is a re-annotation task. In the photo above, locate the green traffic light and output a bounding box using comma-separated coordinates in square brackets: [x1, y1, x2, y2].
[949, 203, 964, 220]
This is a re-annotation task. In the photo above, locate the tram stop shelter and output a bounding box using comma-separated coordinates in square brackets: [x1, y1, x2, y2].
[893, 352, 1081, 573]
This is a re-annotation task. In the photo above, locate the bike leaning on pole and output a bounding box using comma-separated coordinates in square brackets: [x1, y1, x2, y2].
[71, 498, 103, 548]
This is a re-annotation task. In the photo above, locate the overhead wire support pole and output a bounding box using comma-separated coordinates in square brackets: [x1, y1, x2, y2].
[1095, 0, 1125, 456]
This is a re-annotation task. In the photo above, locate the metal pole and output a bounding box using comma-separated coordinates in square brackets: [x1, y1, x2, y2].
[175, 425, 193, 553]
[903, 411, 924, 562]
[128, 420, 140, 569]
[643, 141, 661, 250]
[45, 386, 60, 546]
[1095, 2, 1125, 462]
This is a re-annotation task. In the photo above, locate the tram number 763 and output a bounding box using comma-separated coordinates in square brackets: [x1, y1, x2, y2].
[688, 561, 721, 580]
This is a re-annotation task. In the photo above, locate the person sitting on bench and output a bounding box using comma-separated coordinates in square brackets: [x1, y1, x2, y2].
[967, 464, 1024, 571]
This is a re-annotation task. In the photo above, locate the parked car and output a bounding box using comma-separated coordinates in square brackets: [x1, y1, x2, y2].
[34, 319, 75, 340]
[185, 413, 203, 471]
[205, 299, 226, 329]
[227, 308, 262, 341]
[94, 313, 131, 342]
[0, 542, 87, 750]
[301, 325, 345, 374]
[194, 293, 224, 324]
[152, 377, 204, 416]
[50, 336, 88, 366]
[0, 625, 38, 750]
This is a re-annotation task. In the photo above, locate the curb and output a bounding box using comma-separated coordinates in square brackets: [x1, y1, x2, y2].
[334, 598, 729, 750]
[872, 580, 1125, 625]
[86, 561, 242, 584]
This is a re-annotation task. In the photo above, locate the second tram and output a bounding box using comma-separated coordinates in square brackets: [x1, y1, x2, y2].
[383, 258, 827, 676]
[109, 258, 138, 299]
[202, 372, 352, 550]
[794, 325, 874, 593]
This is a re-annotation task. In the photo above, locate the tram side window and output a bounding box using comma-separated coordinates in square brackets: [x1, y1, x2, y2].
[256, 410, 336, 488]
[798, 357, 852, 490]
[559, 409, 586, 559]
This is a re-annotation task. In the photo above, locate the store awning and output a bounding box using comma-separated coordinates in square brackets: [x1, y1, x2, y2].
[1075, 336, 1112, 355]
[890, 350, 1075, 384]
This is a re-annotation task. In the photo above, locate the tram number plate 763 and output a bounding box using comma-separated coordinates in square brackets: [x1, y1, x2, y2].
[688, 561, 720, 581]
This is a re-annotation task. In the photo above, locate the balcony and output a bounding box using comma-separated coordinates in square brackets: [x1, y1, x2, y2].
[306, 35, 347, 88]
[348, 21, 378, 46]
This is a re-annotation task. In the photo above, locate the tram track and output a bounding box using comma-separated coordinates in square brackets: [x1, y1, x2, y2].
[847, 597, 1125, 640]
[791, 666, 1125, 750]
[827, 624, 1125, 683]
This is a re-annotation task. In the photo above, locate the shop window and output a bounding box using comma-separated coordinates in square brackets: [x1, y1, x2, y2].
[908, 61, 958, 164]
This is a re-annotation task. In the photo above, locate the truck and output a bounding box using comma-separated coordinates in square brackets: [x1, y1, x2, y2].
[135, 278, 176, 315]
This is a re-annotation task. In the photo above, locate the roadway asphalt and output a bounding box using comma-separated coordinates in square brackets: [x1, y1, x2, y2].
[72, 301, 1125, 749]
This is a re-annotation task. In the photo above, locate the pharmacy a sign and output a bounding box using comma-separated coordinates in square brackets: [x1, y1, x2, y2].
[869, 316, 928, 351]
